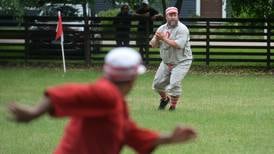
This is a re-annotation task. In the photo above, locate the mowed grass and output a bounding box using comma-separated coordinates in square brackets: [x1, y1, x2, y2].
[0, 67, 273, 154]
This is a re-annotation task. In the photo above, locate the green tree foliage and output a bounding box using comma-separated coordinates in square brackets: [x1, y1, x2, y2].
[0, 0, 143, 16]
[111, 0, 138, 9]
[0, 0, 24, 16]
[111, 0, 158, 10]
[1, 0, 183, 17]
[230, 0, 274, 18]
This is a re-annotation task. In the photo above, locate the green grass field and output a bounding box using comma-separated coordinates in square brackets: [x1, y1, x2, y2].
[0, 67, 273, 154]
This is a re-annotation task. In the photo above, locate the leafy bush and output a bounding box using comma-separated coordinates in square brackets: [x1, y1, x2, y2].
[97, 8, 120, 37]
[97, 8, 120, 17]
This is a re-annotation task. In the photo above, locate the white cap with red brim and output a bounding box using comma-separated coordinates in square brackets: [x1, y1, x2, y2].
[104, 47, 146, 81]
[165, 7, 178, 15]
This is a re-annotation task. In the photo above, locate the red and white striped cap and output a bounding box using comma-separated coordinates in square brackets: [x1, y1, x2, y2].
[104, 47, 146, 82]
[165, 7, 178, 15]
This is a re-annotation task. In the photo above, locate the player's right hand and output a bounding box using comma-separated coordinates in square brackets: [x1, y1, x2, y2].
[7, 103, 37, 123]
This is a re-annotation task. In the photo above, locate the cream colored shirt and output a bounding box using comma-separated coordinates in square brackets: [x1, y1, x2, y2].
[154, 22, 192, 64]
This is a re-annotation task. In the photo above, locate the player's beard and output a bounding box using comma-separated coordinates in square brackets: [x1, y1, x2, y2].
[167, 20, 178, 28]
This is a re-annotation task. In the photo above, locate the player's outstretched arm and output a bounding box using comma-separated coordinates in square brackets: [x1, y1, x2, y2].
[154, 125, 197, 146]
[7, 96, 52, 123]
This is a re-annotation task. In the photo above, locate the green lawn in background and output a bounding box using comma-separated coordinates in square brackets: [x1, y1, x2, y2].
[0, 67, 273, 154]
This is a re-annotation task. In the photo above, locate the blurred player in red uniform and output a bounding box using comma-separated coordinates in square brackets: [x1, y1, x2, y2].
[7, 47, 196, 154]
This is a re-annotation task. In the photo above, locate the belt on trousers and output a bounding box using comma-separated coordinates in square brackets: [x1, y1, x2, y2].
[164, 63, 175, 66]
[165, 63, 175, 71]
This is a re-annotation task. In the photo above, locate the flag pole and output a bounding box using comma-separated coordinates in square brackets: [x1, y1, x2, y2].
[61, 33, 66, 73]
[56, 11, 66, 73]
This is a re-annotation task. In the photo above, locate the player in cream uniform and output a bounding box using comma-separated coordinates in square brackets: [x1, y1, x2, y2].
[150, 7, 192, 111]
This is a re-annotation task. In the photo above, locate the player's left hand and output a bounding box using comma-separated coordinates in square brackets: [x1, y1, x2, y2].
[169, 126, 197, 143]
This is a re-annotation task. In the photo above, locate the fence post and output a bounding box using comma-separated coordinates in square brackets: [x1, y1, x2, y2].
[90, 17, 95, 56]
[83, 3, 91, 66]
[24, 16, 29, 63]
[206, 19, 210, 65]
[266, 19, 271, 69]
[144, 17, 149, 65]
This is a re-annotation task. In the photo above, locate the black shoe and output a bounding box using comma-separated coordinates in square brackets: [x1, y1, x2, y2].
[169, 106, 176, 111]
[158, 97, 170, 110]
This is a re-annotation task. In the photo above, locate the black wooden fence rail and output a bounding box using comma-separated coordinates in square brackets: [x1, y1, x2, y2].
[0, 16, 273, 68]
[181, 18, 274, 68]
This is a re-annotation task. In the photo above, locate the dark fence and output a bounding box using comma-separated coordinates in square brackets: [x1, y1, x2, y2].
[0, 16, 273, 68]
[183, 18, 274, 68]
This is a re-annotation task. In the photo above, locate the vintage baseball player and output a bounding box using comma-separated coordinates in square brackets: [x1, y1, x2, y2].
[150, 7, 193, 110]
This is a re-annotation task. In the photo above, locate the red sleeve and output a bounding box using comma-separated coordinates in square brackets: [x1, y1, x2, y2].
[45, 81, 119, 117]
[125, 120, 160, 154]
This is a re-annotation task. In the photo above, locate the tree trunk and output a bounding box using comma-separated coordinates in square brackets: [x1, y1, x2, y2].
[161, 0, 167, 16]
[174, 0, 183, 15]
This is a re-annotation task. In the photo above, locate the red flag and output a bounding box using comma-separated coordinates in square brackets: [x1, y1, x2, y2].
[55, 11, 63, 41]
